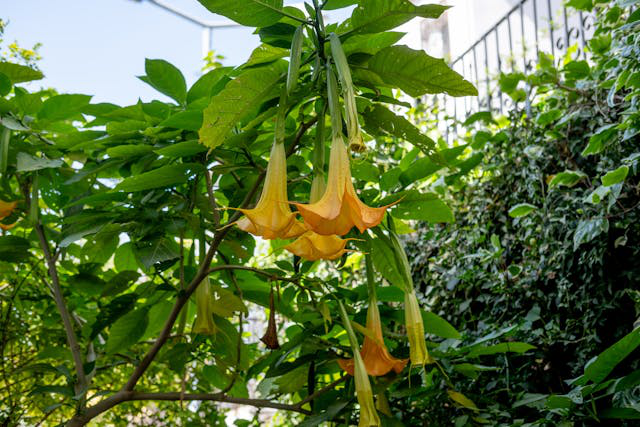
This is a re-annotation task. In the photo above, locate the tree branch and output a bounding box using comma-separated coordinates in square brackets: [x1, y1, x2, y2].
[69, 117, 318, 426]
[27, 187, 87, 401]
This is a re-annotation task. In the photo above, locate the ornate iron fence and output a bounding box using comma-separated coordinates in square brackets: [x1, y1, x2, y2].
[428, 0, 596, 139]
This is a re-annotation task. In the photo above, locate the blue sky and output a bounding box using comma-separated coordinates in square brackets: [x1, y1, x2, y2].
[2, 0, 311, 105]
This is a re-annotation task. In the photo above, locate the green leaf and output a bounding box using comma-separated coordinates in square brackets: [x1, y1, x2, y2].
[187, 68, 231, 104]
[199, 63, 284, 149]
[155, 140, 208, 158]
[584, 328, 640, 384]
[139, 59, 187, 104]
[423, 311, 461, 339]
[370, 236, 411, 290]
[298, 400, 350, 427]
[105, 307, 149, 354]
[600, 408, 640, 420]
[0, 72, 11, 96]
[134, 238, 180, 269]
[114, 242, 139, 272]
[115, 163, 204, 192]
[90, 293, 138, 339]
[601, 165, 629, 186]
[573, 218, 609, 250]
[368, 46, 477, 97]
[38, 94, 92, 121]
[342, 32, 405, 56]
[389, 190, 454, 223]
[349, 0, 448, 34]
[159, 110, 203, 131]
[361, 103, 437, 155]
[467, 342, 536, 358]
[244, 44, 290, 67]
[0, 236, 31, 262]
[448, 390, 479, 411]
[16, 153, 63, 172]
[197, 0, 285, 27]
[0, 61, 44, 83]
[535, 109, 563, 126]
[324, 0, 357, 10]
[566, 0, 593, 11]
[548, 170, 587, 188]
[105, 144, 154, 158]
[582, 124, 617, 156]
[508, 203, 537, 218]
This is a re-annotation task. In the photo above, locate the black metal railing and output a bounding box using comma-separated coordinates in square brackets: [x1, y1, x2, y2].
[428, 0, 595, 138]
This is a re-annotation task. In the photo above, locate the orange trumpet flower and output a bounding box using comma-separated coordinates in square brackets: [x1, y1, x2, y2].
[338, 299, 408, 377]
[293, 135, 392, 236]
[233, 141, 305, 240]
[285, 175, 352, 261]
[0, 200, 17, 220]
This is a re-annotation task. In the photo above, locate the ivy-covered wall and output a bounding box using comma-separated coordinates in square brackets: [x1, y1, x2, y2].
[406, 1, 640, 424]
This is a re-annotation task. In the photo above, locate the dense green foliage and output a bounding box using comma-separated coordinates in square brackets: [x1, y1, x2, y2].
[405, 1, 640, 424]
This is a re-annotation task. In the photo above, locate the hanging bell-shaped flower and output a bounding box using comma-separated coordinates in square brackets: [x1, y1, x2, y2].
[193, 277, 217, 335]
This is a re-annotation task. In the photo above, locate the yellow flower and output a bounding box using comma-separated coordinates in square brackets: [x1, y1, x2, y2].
[285, 175, 353, 261]
[284, 231, 352, 261]
[338, 299, 407, 376]
[193, 277, 216, 335]
[353, 349, 381, 427]
[234, 141, 305, 240]
[405, 290, 434, 367]
[0, 200, 17, 221]
[293, 135, 392, 236]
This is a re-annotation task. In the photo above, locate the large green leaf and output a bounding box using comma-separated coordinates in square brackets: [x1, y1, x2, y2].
[361, 103, 437, 155]
[508, 203, 537, 218]
[105, 307, 149, 354]
[423, 311, 461, 339]
[467, 342, 536, 358]
[197, 0, 285, 27]
[139, 59, 187, 104]
[115, 163, 204, 192]
[584, 328, 640, 384]
[199, 63, 284, 149]
[573, 218, 608, 250]
[16, 153, 63, 172]
[368, 46, 478, 97]
[387, 190, 454, 223]
[370, 236, 411, 290]
[0, 236, 31, 262]
[187, 67, 231, 104]
[0, 61, 44, 83]
[548, 170, 587, 188]
[349, 0, 448, 34]
[38, 94, 92, 121]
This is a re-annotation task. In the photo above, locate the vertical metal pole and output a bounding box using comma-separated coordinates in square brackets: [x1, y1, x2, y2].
[563, 7, 570, 56]
[578, 10, 586, 59]
[533, 0, 540, 56]
[484, 37, 491, 111]
[472, 46, 480, 111]
[520, 2, 527, 73]
[495, 28, 504, 115]
[507, 14, 514, 70]
[547, 0, 555, 58]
